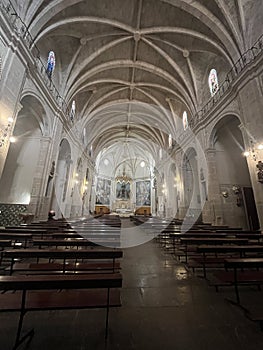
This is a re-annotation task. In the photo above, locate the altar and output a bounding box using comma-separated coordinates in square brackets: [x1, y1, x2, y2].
[113, 200, 133, 217]
[115, 208, 133, 217]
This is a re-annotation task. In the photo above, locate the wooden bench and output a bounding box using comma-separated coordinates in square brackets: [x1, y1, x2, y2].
[0, 240, 12, 265]
[0, 233, 32, 248]
[196, 245, 263, 278]
[0, 273, 122, 349]
[33, 238, 120, 249]
[52, 232, 120, 239]
[9, 261, 121, 274]
[179, 238, 249, 263]
[4, 248, 123, 275]
[224, 258, 263, 304]
[164, 233, 229, 253]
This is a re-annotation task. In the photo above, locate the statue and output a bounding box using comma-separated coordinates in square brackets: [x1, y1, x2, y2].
[256, 161, 263, 183]
[45, 161, 56, 196]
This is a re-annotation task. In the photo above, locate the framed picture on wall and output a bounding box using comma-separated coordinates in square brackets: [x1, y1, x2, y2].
[136, 180, 151, 206]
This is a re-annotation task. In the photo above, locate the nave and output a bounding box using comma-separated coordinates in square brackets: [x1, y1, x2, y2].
[0, 218, 263, 350]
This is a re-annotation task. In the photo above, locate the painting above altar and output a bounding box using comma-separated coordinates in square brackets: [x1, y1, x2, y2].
[116, 181, 130, 200]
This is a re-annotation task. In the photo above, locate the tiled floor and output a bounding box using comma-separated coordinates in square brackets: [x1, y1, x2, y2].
[0, 220, 263, 350]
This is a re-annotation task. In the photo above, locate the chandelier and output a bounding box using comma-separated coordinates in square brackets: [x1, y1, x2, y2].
[115, 166, 132, 183]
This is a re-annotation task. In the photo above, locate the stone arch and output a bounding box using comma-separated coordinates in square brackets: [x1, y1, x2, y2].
[166, 162, 179, 218]
[50, 138, 72, 218]
[210, 114, 259, 229]
[208, 112, 242, 150]
[0, 95, 47, 204]
[181, 147, 202, 222]
[20, 89, 53, 136]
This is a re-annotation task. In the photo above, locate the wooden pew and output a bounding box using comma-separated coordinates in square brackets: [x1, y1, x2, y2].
[179, 238, 249, 263]
[0, 240, 12, 265]
[224, 258, 263, 304]
[161, 232, 228, 252]
[0, 239, 12, 249]
[196, 245, 263, 278]
[0, 273, 122, 348]
[4, 248, 123, 275]
[51, 233, 83, 239]
[0, 233, 32, 248]
[33, 238, 120, 249]
[0, 228, 48, 239]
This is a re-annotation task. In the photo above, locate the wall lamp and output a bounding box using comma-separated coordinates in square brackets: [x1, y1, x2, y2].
[243, 141, 263, 161]
[243, 140, 263, 184]
[0, 117, 15, 147]
[221, 191, 229, 198]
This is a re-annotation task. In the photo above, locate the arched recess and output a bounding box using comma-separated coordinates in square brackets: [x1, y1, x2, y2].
[0, 95, 46, 204]
[212, 115, 259, 229]
[50, 138, 72, 218]
[167, 163, 179, 218]
[182, 147, 202, 221]
[70, 158, 83, 218]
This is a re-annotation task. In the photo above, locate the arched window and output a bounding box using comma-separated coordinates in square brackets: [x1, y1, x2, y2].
[208, 68, 219, 96]
[0, 55, 2, 81]
[168, 134, 172, 148]
[70, 100, 76, 121]
[182, 111, 188, 131]
[46, 51, 55, 78]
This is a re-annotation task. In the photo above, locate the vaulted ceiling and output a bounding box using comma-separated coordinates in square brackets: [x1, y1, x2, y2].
[13, 0, 262, 161]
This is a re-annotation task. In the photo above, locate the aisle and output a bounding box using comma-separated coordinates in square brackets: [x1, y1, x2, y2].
[120, 217, 155, 248]
[110, 222, 263, 350]
[1, 221, 263, 350]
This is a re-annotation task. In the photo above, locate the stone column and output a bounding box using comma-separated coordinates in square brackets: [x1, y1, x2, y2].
[204, 148, 224, 225]
[27, 137, 52, 219]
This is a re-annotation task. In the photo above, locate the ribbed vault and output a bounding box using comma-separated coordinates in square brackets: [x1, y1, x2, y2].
[13, 0, 261, 160]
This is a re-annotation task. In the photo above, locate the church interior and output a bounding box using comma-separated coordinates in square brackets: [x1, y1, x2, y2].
[0, 0, 263, 349]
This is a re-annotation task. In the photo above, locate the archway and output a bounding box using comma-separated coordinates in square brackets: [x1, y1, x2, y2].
[167, 163, 179, 218]
[182, 147, 202, 222]
[50, 138, 72, 218]
[212, 115, 259, 229]
[0, 95, 45, 204]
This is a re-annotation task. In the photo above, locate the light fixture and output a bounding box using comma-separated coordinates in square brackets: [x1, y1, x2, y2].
[221, 191, 229, 198]
[243, 140, 263, 161]
[243, 140, 263, 183]
[140, 161, 145, 168]
[0, 117, 14, 147]
[9, 136, 16, 143]
[243, 151, 250, 157]
[115, 165, 132, 183]
[232, 185, 240, 194]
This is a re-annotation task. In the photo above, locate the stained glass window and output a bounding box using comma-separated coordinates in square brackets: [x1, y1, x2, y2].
[168, 134, 172, 148]
[183, 111, 188, 131]
[208, 68, 219, 96]
[46, 51, 55, 79]
[70, 100, 76, 121]
[0, 55, 2, 81]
